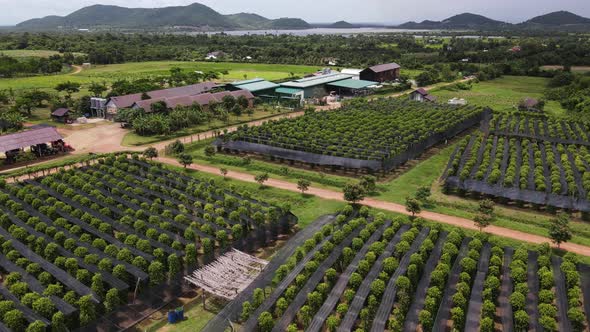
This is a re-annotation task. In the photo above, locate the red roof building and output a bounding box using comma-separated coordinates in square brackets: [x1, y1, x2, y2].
[360, 63, 401, 83]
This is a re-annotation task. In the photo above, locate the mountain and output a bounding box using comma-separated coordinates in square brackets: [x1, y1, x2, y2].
[16, 3, 310, 30]
[398, 12, 507, 29]
[329, 21, 355, 29]
[525, 11, 590, 25]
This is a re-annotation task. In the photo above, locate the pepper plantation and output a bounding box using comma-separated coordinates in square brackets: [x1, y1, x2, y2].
[0, 155, 295, 331]
[444, 113, 590, 213]
[217, 99, 489, 173]
[234, 207, 590, 332]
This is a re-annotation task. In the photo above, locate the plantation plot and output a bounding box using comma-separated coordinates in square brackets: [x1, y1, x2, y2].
[217, 99, 488, 173]
[226, 207, 590, 332]
[0, 155, 295, 332]
[444, 113, 590, 212]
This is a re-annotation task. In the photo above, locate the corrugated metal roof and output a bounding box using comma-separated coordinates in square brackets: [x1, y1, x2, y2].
[230, 78, 265, 86]
[0, 127, 63, 153]
[108, 82, 218, 108]
[280, 73, 353, 89]
[366, 63, 401, 73]
[233, 80, 279, 92]
[132, 90, 254, 110]
[327, 79, 379, 89]
[341, 69, 363, 75]
[275, 87, 303, 95]
[51, 108, 70, 117]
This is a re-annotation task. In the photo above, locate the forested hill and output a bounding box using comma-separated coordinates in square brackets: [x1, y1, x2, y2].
[398, 11, 590, 30]
[16, 3, 311, 30]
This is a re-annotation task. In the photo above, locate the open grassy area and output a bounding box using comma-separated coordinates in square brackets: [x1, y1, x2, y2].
[123, 108, 294, 146]
[0, 61, 321, 92]
[0, 49, 86, 58]
[430, 75, 566, 116]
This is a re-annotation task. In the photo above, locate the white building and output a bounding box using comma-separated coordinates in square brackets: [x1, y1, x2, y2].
[340, 68, 363, 80]
[448, 97, 467, 105]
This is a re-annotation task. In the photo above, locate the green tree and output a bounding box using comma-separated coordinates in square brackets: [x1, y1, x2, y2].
[241, 301, 252, 321]
[143, 147, 158, 160]
[4, 309, 26, 331]
[88, 82, 107, 97]
[343, 182, 365, 204]
[51, 312, 67, 332]
[78, 295, 96, 326]
[549, 213, 572, 249]
[474, 213, 492, 232]
[359, 175, 376, 194]
[148, 261, 166, 285]
[104, 288, 120, 313]
[415, 186, 431, 203]
[220, 168, 228, 179]
[405, 196, 422, 217]
[55, 81, 81, 100]
[178, 153, 193, 168]
[255, 173, 269, 187]
[297, 178, 311, 194]
[258, 311, 274, 332]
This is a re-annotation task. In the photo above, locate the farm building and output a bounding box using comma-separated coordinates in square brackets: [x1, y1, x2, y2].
[226, 78, 280, 96]
[104, 82, 218, 119]
[448, 97, 467, 105]
[326, 79, 379, 97]
[409, 88, 437, 102]
[279, 73, 353, 99]
[340, 68, 363, 80]
[360, 63, 401, 82]
[0, 126, 68, 163]
[90, 98, 106, 117]
[131, 90, 255, 111]
[51, 108, 71, 123]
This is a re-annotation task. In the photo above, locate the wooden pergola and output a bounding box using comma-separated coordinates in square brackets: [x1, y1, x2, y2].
[184, 249, 267, 300]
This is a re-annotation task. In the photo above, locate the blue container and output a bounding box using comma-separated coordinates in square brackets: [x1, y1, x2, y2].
[175, 307, 184, 321]
[167, 310, 177, 324]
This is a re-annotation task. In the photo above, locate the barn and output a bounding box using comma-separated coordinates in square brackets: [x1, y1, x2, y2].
[360, 63, 401, 83]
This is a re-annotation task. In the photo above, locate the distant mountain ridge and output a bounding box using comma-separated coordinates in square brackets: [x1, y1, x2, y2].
[398, 11, 590, 30]
[16, 3, 311, 30]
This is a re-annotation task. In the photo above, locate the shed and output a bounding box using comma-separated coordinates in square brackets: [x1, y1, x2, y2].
[327, 79, 379, 96]
[227, 78, 280, 95]
[360, 63, 401, 83]
[0, 126, 66, 163]
[51, 108, 71, 123]
[409, 88, 437, 103]
[340, 69, 363, 80]
[280, 73, 353, 99]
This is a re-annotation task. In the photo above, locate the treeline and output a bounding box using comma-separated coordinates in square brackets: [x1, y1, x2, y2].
[545, 71, 590, 113]
[0, 53, 74, 77]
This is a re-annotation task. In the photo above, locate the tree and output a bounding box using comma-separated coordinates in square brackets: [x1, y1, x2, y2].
[252, 288, 265, 308]
[104, 288, 120, 313]
[241, 301, 252, 321]
[78, 295, 96, 326]
[474, 213, 492, 232]
[258, 311, 274, 332]
[297, 178, 311, 194]
[255, 173, 269, 187]
[148, 261, 166, 285]
[343, 182, 365, 204]
[220, 168, 228, 179]
[32, 296, 55, 319]
[405, 197, 421, 217]
[168, 253, 181, 276]
[204, 145, 216, 157]
[549, 213, 572, 248]
[478, 199, 495, 216]
[55, 81, 81, 100]
[143, 147, 158, 160]
[88, 82, 107, 97]
[4, 309, 25, 331]
[167, 140, 184, 154]
[415, 186, 431, 203]
[178, 153, 193, 168]
[51, 312, 67, 332]
[359, 175, 376, 194]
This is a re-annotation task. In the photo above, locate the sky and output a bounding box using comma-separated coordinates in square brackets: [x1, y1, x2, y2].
[1, 0, 589, 26]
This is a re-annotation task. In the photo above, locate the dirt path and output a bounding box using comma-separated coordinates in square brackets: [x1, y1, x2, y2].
[371, 77, 475, 100]
[70, 65, 83, 75]
[157, 156, 590, 257]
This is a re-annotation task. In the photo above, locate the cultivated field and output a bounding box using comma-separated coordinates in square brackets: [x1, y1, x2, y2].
[234, 208, 589, 332]
[220, 99, 486, 172]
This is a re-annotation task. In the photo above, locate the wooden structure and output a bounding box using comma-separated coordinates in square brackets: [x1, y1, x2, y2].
[409, 88, 437, 102]
[0, 126, 68, 163]
[360, 63, 401, 82]
[51, 108, 71, 123]
[184, 249, 267, 300]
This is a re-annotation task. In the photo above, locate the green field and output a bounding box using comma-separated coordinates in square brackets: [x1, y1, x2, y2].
[0, 61, 321, 91]
[430, 75, 566, 116]
[0, 49, 85, 58]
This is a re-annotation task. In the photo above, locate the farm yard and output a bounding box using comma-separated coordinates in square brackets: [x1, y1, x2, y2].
[0, 154, 296, 331]
[444, 113, 590, 213]
[219, 99, 487, 173]
[232, 207, 590, 332]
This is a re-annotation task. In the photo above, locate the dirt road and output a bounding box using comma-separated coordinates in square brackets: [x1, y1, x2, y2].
[157, 156, 590, 257]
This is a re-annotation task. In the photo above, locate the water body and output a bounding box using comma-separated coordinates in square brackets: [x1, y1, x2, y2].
[200, 27, 438, 36]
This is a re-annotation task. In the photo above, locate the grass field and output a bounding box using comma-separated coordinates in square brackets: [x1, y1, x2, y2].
[430, 75, 566, 116]
[0, 61, 321, 92]
[0, 49, 86, 58]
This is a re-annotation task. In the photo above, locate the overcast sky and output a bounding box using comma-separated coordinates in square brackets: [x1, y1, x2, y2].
[2, 0, 589, 25]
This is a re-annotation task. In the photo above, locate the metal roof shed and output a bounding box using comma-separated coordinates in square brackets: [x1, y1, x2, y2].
[280, 73, 353, 98]
[327, 79, 379, 90]
[0, 127, 63, 153]
[231, 80, 280, 93]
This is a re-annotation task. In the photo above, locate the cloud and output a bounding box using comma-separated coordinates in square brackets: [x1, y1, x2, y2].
[1, 0, 589, 25]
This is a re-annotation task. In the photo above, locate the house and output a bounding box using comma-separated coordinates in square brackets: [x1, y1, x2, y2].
[131, 90, 255, 112]
[448, 98, 467, 105]
[279, 73, 354, 99]
[360, 63, 401, 83]
[51, 108, 71, 123]
[519, 97, 540, 111]
[205, 51, 226, 60]
[340, 69, 363, 80]
[409, 88, 437, 102]
[227, 78, 280, 96]
[104, 82, 217, 119]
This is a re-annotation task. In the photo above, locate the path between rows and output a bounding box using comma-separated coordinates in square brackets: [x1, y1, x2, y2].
[156, 156, 590, 257]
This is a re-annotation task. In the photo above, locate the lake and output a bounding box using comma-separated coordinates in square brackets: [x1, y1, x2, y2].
[200, 27, 439, 36]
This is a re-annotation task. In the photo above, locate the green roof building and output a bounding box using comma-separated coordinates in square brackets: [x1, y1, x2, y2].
[227, 78, 280, 95]
[279, 73, 354, 99]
